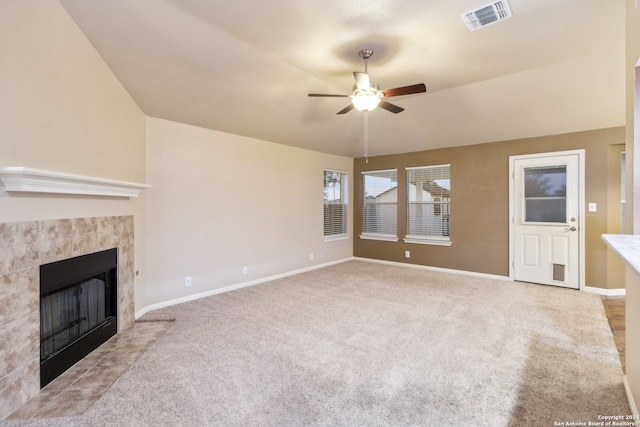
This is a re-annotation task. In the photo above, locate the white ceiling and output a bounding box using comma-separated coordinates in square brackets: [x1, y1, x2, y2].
[59, 0, 625, 158]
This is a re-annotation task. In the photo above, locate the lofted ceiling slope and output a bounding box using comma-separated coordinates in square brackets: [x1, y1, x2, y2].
[59, 0, 625, 158]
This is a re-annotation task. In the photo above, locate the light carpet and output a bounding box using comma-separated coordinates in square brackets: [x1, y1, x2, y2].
[6, 260, 631, 426]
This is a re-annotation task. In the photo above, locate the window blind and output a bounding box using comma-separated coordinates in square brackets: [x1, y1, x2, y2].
[324, 169, 348, 239]
[361, 169, 398, 240]
[406, 165, 450, 242]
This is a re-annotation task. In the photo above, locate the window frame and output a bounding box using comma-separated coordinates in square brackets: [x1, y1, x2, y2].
[323, 169, 349, 242]
[404, 164, 452, 246]
[360, 169, 399, 242]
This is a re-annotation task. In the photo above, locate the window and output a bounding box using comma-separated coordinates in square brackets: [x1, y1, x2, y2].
[361, 169, 398, 241]
[405, 165, 451, 245]
[523, 166, 566, 223]
[323, 169, 348, 240]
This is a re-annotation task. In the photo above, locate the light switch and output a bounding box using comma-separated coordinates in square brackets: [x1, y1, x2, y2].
[588, 203, 597, 212]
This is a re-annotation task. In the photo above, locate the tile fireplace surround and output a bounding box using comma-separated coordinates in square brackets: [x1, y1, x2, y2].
[0, 216, 135, 419]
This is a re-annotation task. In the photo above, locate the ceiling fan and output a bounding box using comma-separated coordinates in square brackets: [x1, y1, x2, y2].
[308, 49, 426, 114]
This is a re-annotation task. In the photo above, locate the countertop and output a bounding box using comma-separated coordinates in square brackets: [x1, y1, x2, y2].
[602, 234, 640, 276]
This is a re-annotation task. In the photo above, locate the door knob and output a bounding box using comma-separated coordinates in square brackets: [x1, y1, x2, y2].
[564, 226, 577, 231]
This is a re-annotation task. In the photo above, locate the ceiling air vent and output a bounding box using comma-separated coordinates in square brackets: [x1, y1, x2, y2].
[462, 1, 512, 31]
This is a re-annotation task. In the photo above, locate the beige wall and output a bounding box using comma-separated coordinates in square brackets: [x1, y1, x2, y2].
[0, 1, 146, 182]
[0, 0, 147, 212]
[354, 127, 624, 289]
[144, 117, 353, 307]
[0, 0, 147, 417]
[0, 0, 147, 307]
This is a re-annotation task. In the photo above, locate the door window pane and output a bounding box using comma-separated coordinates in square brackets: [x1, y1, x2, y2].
[524, 166, 566, 223]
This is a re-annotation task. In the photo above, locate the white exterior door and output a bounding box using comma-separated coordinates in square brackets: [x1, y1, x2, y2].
[510, 151, 583, 289]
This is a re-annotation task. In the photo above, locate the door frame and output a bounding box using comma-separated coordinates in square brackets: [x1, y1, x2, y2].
[508, 149, 586, 290]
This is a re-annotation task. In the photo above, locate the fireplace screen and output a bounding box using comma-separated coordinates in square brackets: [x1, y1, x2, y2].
[40, 274, 113, 361]
[40, 248, 117, 387]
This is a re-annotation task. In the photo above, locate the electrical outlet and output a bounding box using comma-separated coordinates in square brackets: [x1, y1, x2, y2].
[185, 276, 192, 287]
[242, 266, 248, 274]
[405, 251, 410, 258]
[309, 252, 314, 260]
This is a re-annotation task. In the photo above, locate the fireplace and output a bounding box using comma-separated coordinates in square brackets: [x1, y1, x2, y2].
[40, 248, 118, 387]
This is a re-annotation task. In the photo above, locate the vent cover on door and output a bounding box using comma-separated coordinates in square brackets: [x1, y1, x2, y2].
[462, 1, 512, 31]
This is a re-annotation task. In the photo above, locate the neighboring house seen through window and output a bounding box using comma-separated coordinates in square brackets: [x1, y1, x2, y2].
[361, 169, 398, 241]
[405, 165, 451, 246]
[323, 169, 348, 240]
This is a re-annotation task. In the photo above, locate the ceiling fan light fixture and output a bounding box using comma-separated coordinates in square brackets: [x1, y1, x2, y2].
[351, 84, 382, 111]
[351, 94, 381, 111]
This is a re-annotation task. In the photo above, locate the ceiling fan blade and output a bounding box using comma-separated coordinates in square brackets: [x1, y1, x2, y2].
[337, 104, 355, 115]
[308, 93, 350, 97]
[353, 72, 370, 91]
[378, 101, 404, 114]
[382, 83, 426, 98]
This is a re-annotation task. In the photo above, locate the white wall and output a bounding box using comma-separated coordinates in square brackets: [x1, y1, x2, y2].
[144, 117, 353, 307]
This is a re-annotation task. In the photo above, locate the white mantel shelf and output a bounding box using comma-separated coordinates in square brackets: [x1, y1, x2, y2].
[0, 167, 151, 198]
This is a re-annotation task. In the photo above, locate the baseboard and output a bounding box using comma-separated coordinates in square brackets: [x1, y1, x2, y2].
[135, 257, 354, 319]
[583, 286, 626, 297]
[136, 256, 509, 318]
[136, 257, 623, 319]
[352, 257, 510, 281]
[624, 375, 639, 417]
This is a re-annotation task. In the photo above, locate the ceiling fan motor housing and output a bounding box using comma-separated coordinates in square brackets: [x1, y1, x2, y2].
[352, 82, 381, 96]
[358, 49, 374, 60]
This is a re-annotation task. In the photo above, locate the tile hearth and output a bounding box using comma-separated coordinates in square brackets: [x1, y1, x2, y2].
[6, 320, 172, 420]
[0, 216, 136, 418]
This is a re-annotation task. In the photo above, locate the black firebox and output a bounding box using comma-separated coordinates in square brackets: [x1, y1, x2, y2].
[40, 248, 118, 388]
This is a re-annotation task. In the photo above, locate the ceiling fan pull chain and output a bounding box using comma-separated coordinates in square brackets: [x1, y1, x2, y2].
[364, 110, 369, 163]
